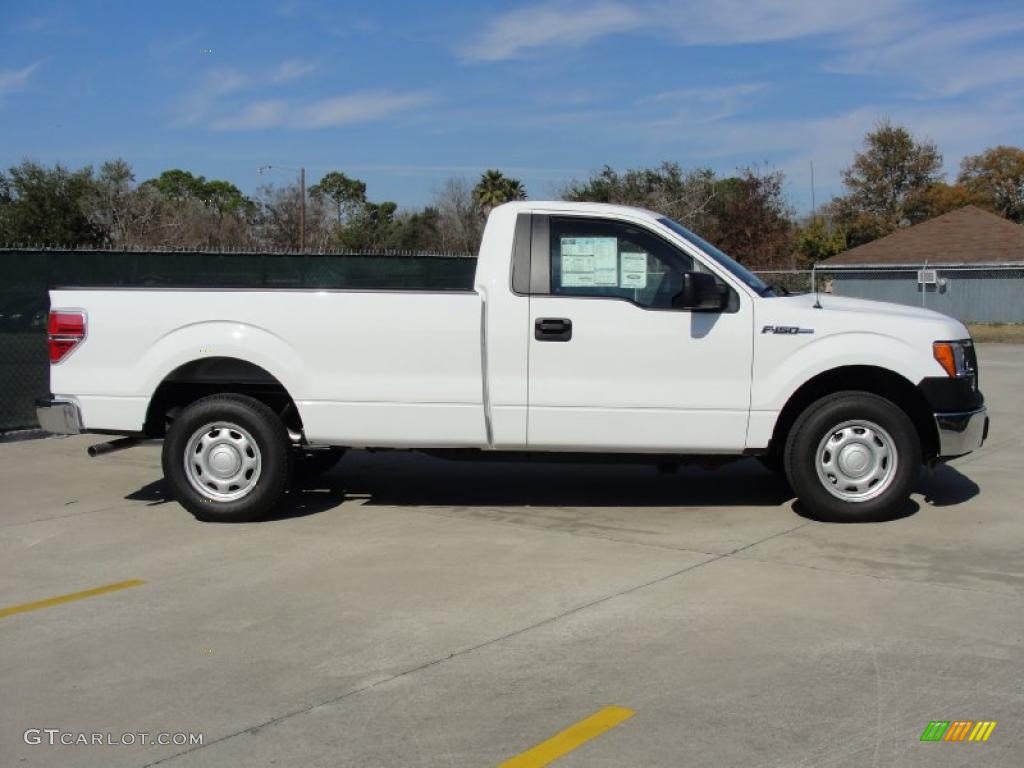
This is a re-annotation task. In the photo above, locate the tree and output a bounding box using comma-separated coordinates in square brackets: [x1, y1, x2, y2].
[200, 179, 252, 218]
[562, 162, 794, 268]
[908, 181, 977, 221]
[386, 207, 443, 251]
[835, 121, 943, 244]
[708, 167, 794, 269]
[142, 169, 250, 218]
[958, 146, 1024, 222]
[335, 200, 401, 251]
[430, 177, 483, 253]
[794, 214, 846, 268]
[308, 171, 368, 225]
[132, 168, 255, 248]
[254, 182, 331, 252]
[80, 159, 169, 247]
[562, 162, 719, 235]
[473, 169, 526, 214]
[0, 160, 103, 246]
[141, 169, 208, 200]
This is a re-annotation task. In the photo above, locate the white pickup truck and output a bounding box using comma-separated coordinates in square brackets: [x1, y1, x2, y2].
[37, 201, 987, 523]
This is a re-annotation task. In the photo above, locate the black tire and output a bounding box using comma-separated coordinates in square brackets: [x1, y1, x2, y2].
[162, 394, 291, 522]
[784, 391, 921, 523]
[292, 447, 345, 485]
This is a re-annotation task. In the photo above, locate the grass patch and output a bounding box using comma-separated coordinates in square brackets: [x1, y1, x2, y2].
[968, 323, 1024, 343]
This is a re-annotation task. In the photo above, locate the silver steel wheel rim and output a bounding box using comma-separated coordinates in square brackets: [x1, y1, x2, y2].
[815, 419, 898, 502]
[184, 422, 262, 502]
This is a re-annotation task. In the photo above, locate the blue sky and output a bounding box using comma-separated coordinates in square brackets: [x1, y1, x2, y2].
[2, 0, 1024, 213]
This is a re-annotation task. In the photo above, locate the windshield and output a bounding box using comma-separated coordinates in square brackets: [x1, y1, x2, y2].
[657, 217, 774, 297]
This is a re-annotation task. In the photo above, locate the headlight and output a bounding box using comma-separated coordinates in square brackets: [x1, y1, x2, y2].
[933, 340, 975, 379]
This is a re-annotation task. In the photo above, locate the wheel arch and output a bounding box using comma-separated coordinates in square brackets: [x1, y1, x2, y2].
[768, 366, 939, 462]
[144, 356, 303, 438]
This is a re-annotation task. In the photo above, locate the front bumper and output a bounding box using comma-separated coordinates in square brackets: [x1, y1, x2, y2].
[934, 407, 988, 458]
[35, 397, 84, 435]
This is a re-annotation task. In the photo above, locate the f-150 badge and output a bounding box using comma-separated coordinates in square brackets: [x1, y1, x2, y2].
[762, 325, 814, 334]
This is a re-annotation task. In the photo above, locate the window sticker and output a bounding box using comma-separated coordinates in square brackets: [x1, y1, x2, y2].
[560, 237, 618, 287]
[619, 252, 648, 289]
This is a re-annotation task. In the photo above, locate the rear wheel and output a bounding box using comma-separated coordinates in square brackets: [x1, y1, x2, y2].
[162, 394, 291, 522]
[784, 391, 921, 522]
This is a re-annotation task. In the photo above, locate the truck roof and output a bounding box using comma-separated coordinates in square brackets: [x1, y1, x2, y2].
[495, 200, 664, 222]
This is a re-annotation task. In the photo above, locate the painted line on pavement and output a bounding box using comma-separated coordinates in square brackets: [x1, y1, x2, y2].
[0, 579, 145, 619]
[498, 705, 635, 767]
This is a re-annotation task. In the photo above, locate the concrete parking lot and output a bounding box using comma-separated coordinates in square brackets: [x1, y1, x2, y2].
[1, 344, 1022, 767]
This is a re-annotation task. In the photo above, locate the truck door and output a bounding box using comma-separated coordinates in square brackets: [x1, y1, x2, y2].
[526, 214, 754, 452]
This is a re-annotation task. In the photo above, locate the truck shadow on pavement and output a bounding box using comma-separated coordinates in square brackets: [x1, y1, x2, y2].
[124, 479, 342, 521]
[917, 462, 981, 507]
[126, 452, 980, 522]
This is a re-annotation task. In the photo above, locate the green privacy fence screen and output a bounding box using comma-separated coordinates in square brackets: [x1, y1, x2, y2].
[0, 248, 476, 432]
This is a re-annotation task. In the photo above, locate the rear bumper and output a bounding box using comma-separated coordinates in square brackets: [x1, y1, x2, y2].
[934, 407, 988, 458]
[35, 397, 84, 435]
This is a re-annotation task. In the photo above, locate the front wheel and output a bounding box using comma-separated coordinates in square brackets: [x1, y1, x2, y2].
[162, 394, 292, 522]
[784, 391, 921, 522]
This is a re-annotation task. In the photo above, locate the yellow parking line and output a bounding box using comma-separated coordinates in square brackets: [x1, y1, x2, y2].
[0, 579, 145, 619]
[499, 706, 635, 768]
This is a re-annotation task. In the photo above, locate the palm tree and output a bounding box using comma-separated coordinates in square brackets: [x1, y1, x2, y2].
[503, 178, 526, 201]
[473, 169, 527, 214]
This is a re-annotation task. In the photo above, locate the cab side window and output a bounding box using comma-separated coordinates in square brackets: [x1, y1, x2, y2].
[549, 217, 695, 309]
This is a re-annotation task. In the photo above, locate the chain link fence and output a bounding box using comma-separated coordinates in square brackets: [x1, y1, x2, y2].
[0, 251, 49, 432]
[2, 250, 1022, 432]
[752, 270, 814, 294]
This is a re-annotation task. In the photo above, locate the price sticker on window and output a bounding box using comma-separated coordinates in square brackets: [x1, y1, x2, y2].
[560, 237, 618, 287]
[619, 252, 648, 289]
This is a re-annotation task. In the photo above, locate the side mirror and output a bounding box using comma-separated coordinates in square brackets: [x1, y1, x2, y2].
[673, 272, 727, 311]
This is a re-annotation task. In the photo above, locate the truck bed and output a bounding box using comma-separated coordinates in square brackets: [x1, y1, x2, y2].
[49, 288, 488, 447]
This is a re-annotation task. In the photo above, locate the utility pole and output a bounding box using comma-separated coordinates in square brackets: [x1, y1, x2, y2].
[810, 159, 816, 213]
[299, 167, 305, 254]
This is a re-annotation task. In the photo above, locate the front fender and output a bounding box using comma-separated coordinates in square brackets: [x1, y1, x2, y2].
[752, 330, 927, 412]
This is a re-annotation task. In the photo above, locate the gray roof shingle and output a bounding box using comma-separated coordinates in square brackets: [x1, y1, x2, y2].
[820, 206, 1024, 266]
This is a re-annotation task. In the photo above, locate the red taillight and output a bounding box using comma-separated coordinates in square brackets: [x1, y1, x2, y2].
[48, 309, 87, 363]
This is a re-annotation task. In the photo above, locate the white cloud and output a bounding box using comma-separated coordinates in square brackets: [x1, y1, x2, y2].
[149, 29, 205, 60]
[300, 92, 430, 128]
[170, 43, 427, 130]
[174, 68, 249, 125]
[465, 0, 1024, 108]
[660, 0, 907, 45]
[271, 59, 317, 84]
[0, 62, 40, 95]
[828, 9, 1024, 97]
[649, 83, 769, 122]
[462, 0, 908, 61]
[211, 100, 288, 130]
[210, 91, 431, 131]
[652, 84, 767, 102]
[461, 2, 644, 61]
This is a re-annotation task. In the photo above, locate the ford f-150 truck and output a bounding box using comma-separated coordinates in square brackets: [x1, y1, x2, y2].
[37, 201, 988, 523]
